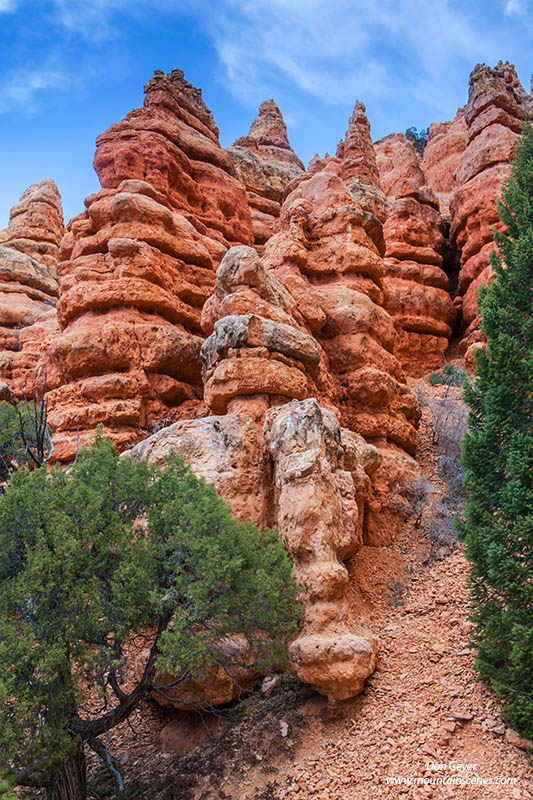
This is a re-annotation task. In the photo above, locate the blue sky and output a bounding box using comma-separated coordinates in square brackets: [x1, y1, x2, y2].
[0, 0, 531, 226]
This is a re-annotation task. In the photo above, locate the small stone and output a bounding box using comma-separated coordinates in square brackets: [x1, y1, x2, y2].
[280, 720, 289, 738]
[451, 710, 473, 721]
[505, 728, 533, 750]
[261, 674, 282, 698]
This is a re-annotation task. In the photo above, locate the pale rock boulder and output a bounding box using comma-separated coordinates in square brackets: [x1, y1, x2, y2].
[264, 399, 379, 700]
[125, 396, 382, 703]
[125, 410, 269, 527]
[201, 245, 333, 419]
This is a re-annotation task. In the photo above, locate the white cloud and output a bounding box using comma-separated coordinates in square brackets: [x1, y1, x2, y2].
[186, 0, 500, 114]
[48, 0, 131, 39]
[2, 0, 526, 124]
[0, 66, 68, 113]
[0, 0, 17, 11]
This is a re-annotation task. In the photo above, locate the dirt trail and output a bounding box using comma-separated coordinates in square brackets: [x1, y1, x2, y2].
[276, 549, 532, 800]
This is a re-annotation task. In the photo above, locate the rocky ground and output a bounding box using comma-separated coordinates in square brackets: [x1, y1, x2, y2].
[80, 376, 531, 800]
[86, 550, 532, 800]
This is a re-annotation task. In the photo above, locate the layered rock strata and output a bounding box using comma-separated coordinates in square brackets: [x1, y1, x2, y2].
[199, 246, 381, 698]
[263, 106, 421, 547]
[337, 101, 390, 223]
[200, 245, 330, 419]
[422, 110, 467, 218]
[0, 181, 63, 398]
[450, 62, 532, 360]
[126, 239, 385, 703]
[0, 179, 64, 271]
[375, 134, 455, 377]
[228, 100, 305, 250]
[43, 69, 254, 461]
[264, 162, 420, 455]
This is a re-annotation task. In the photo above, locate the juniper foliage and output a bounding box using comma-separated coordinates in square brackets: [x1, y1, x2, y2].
[0, 435, 300, 799]
[459, 122, 533, 738]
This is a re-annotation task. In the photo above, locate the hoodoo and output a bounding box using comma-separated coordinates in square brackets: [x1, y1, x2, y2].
[42, 70, 254, 462]
[450, 62, 532, 362]
[228, 100, 305, 250]
[0, 180, 63, 399]
[375, 134, 456, 377]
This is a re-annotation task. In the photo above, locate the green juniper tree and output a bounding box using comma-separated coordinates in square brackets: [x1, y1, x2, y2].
[0, 435, 300, 799]
[460, 122, 533, 738]
[405, 125, 428, 155]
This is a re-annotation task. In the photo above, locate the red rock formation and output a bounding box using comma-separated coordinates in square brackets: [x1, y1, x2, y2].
[135, 634, 260, 711]
[450, 62, 532, 360]
[120, 96, 424, 705]
[339, 101, 381, 185]
[126, 236, 386, 702]
[375, 134, 456, 377]
[422, 109, 467, 218]
[200, 245, 330, 420]
[338, 101, 389, 223]
[0, 179, 64, 270]
[0, 180, 63, 398]
[125, 203, 420, 700]
[44, 69, 254, 461]
[264, 159, 420, 456]
[228, 100, 304, 249]
[262, 106, 421, 549]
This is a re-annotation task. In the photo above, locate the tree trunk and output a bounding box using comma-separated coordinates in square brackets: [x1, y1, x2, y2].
[46, 744, 87, 800]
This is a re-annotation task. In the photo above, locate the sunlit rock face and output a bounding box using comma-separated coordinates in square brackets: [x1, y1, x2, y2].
[422, 109, 467, 219]
[375, 134, 455, 378]
[0, 179, 64, 271]
[42, 69, 254, 462]
[450, 62, 532, 362]
[227, 100, 305, 251]
[0, 180, 63, 398]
